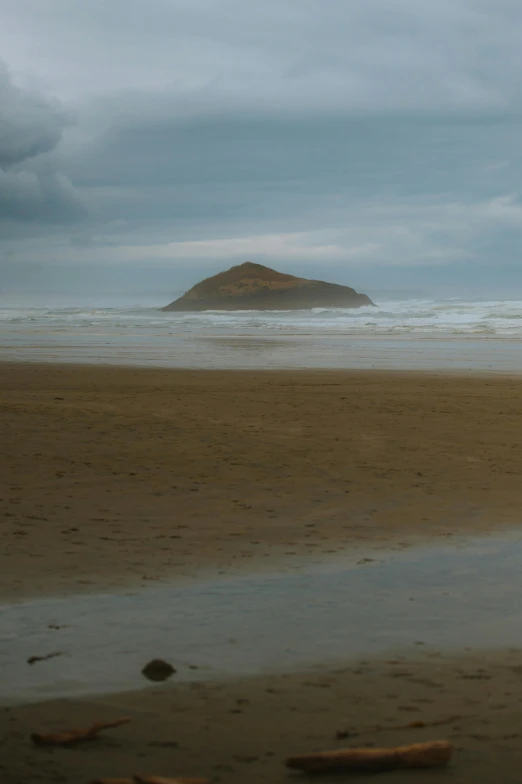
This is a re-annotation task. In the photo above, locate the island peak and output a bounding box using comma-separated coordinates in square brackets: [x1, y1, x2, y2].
[162, 262, 373, 311]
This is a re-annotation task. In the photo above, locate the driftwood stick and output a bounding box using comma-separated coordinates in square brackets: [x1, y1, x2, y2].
[286, 740, 453, 773]
[134, 778, 210, 784]
[337, 714, 463, 739]
[91, 778, 209, 784]
[27, 651, 64, 665]
[31, 717, 132, 746]
[90, 779, 134, 784]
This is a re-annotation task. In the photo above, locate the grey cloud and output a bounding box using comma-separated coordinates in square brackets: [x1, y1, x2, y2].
[0, 169, 86, 222]
[0, 62, 68, 168]
[4, 0, 522, 114]
[1, 0, 522, 297]
[68, 113, 522, 235]
[0, 62, 86, 224]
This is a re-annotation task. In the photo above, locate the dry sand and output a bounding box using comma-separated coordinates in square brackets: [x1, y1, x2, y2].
[3, 362, 522, 783]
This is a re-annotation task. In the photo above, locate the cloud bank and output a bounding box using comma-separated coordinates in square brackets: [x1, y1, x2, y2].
[1, 0, 522, 298]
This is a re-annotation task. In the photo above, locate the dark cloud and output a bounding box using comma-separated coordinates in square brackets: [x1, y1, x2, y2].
[0, 169, 86, 222]
[0, 62, 86, 224]
[0, 62, 68, 168]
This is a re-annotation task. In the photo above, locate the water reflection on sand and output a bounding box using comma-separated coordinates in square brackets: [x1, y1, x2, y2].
[1, 333, 521, 372]
[1, 532, 522, 704]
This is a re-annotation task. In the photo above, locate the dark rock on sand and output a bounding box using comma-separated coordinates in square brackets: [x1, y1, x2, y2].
[162, 262, 373, 311]
[141, 659, 177, 681]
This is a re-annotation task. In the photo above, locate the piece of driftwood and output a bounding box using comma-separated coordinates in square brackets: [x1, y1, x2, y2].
[134, 778, 210, 784]
[403, 716, 462, 730]
[286, 740, 453, 773]
[31, 717, 132, 746]
[27, 651, 63, 665]
[90, 779, 134, 784]
[336, 714, 463, 739]
[91, 777, 209, 784]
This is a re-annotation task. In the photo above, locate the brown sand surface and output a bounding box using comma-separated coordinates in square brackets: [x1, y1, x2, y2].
[5, 649, 522, 783]
[2, 362, 522, 599]
[3, 363, 522, 783]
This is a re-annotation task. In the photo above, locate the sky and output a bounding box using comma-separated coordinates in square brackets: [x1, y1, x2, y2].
[1, 0, 522, 303]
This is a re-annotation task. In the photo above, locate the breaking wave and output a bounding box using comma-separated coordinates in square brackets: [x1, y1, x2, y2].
[2, 298, 522, 337]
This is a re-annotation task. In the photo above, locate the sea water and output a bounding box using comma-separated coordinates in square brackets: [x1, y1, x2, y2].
[1, 298, 522, 370]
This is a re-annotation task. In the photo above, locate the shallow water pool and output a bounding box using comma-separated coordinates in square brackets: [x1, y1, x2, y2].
[1, 533, 522, 704]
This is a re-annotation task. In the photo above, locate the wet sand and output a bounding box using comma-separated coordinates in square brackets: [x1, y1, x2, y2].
[3, 362, 522, 783]
[3, 533, 522, 705]
[5, 649, 522, 784]
[2, 362, 522, 598]
[4, 330, 522, 374]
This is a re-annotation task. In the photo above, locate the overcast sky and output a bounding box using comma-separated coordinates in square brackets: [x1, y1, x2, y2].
[1, 0, 522, 302]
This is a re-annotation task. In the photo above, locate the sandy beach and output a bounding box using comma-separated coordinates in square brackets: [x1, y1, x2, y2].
[3, 362, 522, 783]
[2, 362, 522, 598]
[3, 0, 522, 778]
[6, 647, 522, 784]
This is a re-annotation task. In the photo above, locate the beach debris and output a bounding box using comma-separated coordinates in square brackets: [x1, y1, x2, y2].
[141, 659, 177, 682]
[31, 716, 132, 746]
[335, 729, 358, 740]
[27, 651, 64, 665]
[91, 778, 209, 784]
[147, 740, 179, 748]
[286, 740, 453, 773]
[135, 778, 211, 784]
[403, 715, 462, 729]
[90, 779, 134, 784]
[335, 714, 463, 739]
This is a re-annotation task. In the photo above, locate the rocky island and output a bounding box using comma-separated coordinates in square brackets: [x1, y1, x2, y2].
[162, 261, 373, 311]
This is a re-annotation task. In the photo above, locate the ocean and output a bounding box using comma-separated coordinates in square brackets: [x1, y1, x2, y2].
[1, 298, 522, 371]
